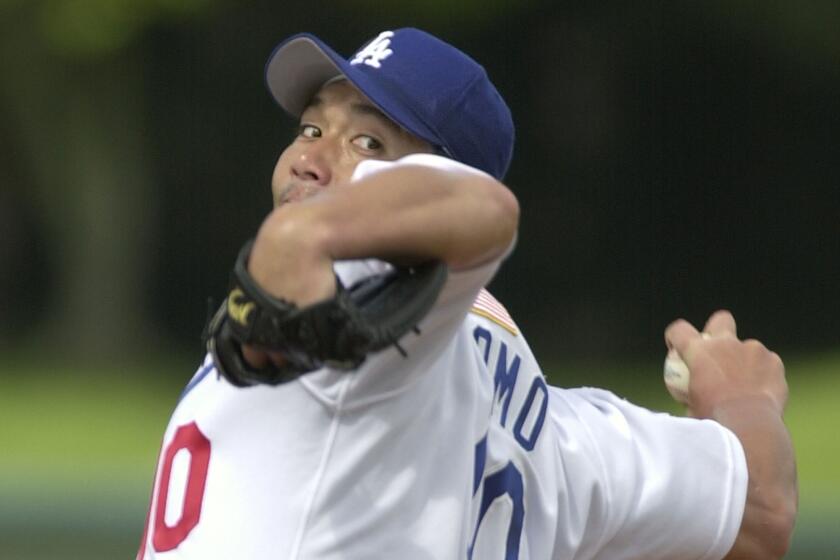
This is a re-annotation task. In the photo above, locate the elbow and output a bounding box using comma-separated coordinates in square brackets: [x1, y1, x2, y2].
[441, 172, 520, 271]
[488, 179, 520, 247]
[456, 177, 519, 269]
[477, 172, 519, 242]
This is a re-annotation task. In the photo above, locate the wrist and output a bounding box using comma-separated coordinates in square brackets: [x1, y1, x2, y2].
[709, 394, 786, 423]
[250, 207, 335, 305]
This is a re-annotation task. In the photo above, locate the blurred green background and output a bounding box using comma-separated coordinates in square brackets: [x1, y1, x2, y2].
[1, 0, 838, 558]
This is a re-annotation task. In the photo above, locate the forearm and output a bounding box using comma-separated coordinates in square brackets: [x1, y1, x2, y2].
[281, 164, 516, 267]
[250, 164, 519, 304]
[716, 399, 798, 559]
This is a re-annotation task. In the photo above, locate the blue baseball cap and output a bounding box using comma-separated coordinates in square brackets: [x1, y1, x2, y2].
[265, 28, 514, 180]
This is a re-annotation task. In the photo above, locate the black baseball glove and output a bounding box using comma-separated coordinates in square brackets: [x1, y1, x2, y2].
[206, 240, 447, 387]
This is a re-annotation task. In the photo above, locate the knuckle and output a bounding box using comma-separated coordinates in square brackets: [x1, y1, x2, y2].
[743, 338, 766, 351]
[686, 336, 705, 353]
[769, 351, 785, 371]
[664, 318, 689, 342]
[711, 308, 733, 320]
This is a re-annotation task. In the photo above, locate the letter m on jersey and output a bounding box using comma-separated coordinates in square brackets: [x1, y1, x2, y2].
[493, 343, 520, 427]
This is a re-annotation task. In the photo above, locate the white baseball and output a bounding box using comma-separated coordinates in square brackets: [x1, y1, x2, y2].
[663, 332, 711, 404]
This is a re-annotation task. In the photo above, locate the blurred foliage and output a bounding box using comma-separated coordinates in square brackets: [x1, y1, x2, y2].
[0, 0, 227, 360]
[1, 0, 218, 57]
[346, 0, 533, 24]
[1, 0, 838, 360]
[710, 0, 840, 61]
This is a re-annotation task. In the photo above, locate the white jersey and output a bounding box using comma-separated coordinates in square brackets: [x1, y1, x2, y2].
[138, 155, 748, 560]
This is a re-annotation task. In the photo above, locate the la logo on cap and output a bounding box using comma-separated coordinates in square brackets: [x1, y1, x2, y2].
[350, 31, 394, 69]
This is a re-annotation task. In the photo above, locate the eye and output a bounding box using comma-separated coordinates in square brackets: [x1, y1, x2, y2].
[297, 124, 321, 138]
[352, 134, 383, 152]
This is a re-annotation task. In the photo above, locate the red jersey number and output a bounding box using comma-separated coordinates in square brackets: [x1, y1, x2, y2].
[151, 422, 212, 552]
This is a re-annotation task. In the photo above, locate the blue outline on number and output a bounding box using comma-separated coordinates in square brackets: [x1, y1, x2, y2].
[179, 362, 214, 401]
[468, 460, 524, 560]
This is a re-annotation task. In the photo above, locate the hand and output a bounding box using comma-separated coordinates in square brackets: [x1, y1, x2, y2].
[667, 311, 796, 558]
[664, 310, 787, 419]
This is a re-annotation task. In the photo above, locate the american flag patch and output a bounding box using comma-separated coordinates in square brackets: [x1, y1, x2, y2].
[471, 289, 519, 336]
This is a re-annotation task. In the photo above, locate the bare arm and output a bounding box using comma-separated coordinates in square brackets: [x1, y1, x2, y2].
[243, 161, 519, 367]
[249, 162, 518, 302]
[665, 311, 797, 559]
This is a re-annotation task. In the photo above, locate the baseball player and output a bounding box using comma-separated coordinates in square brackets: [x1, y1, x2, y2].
[137, 28, 796, 559]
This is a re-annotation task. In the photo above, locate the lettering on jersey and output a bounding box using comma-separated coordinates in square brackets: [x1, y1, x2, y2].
[473, 326, 520, 428]
[227, 288, 255, 327]
[350, 31, 394, 68]
[494, 343, 521, 427]
[472, 325, 546, 453]
[473, 326, 492, 363]
[513, 377, 548, 451]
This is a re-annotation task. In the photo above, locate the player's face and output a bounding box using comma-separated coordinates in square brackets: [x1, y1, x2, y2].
[271, 80, 433, 207]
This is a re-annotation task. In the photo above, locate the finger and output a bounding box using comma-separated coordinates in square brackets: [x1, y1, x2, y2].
[267, 350, 289, 369]
[664, 318, 702, 356]
[703, 309, 737, 339]
[242, 345, 270, 369]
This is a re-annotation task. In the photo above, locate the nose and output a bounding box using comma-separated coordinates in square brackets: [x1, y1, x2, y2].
[290, 141, 333, 186]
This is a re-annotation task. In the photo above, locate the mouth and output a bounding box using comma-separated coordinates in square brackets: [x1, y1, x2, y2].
[278, 182, 321, 205]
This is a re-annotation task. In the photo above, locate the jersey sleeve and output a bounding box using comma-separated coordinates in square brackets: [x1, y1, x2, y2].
[548, 387, 748, 560]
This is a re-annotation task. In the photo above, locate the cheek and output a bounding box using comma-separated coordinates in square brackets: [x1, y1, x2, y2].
[333, 163, 358, 186]
[270, 151, 293, 196]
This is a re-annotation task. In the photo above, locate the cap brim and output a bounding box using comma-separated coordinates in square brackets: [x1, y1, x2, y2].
[265, 34, 349, 117]
[265, 33, 443, 151]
